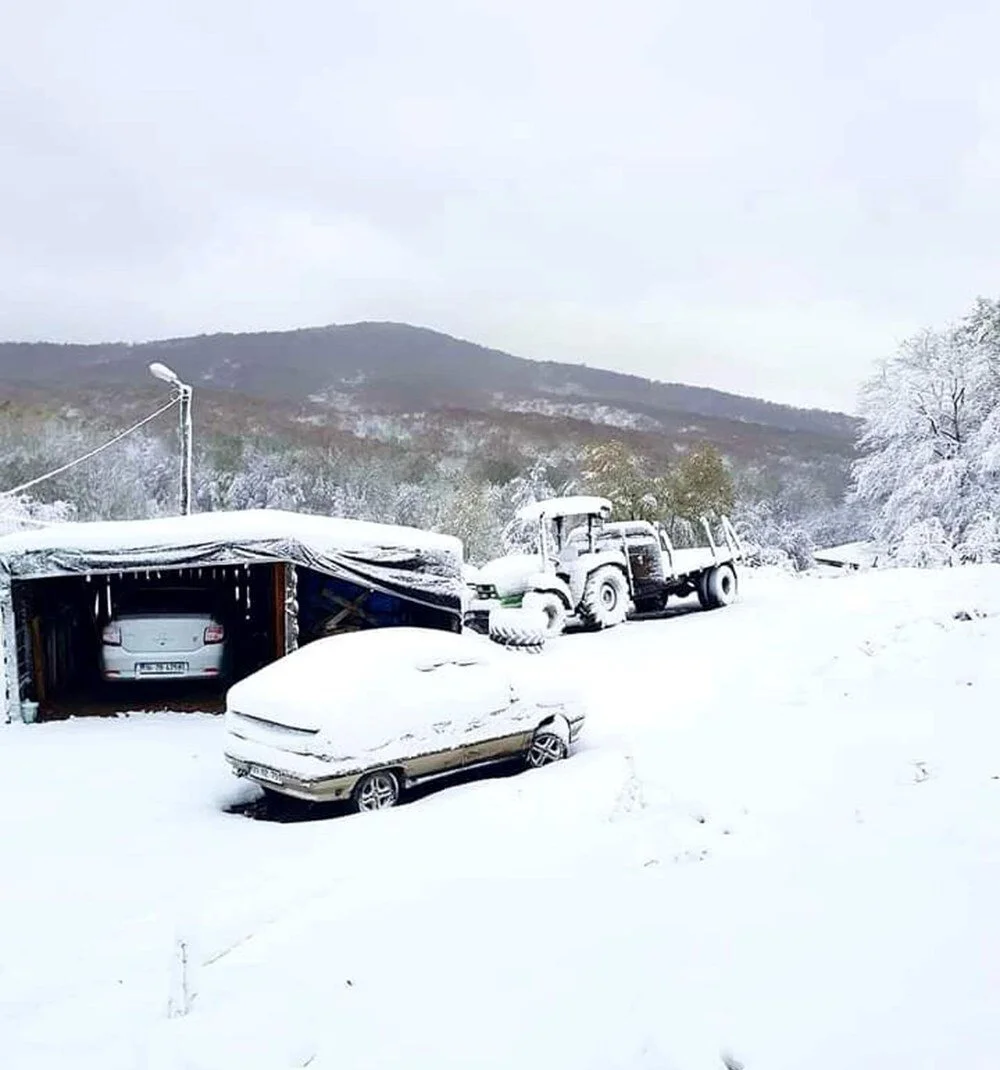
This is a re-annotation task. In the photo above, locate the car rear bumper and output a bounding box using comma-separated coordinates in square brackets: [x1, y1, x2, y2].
[224, 736, 360, 803]
[100, 645, 225, 681]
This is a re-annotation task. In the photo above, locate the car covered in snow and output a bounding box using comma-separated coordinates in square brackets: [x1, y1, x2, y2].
[100, 587, 228, 683]
[224, 627, 585, 812]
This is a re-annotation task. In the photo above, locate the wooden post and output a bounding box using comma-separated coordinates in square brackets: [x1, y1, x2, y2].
[29, 617, 45, 705]
[0, 575, 21, 723]
[272, 563, 286, 660]
[283, 563, 299, 655]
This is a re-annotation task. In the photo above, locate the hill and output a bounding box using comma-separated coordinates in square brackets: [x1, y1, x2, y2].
[0, 321, 856, 436]
[0, 322, 859, 509]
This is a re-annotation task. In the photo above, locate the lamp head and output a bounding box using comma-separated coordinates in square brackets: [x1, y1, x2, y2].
[149, 362, 180, 386]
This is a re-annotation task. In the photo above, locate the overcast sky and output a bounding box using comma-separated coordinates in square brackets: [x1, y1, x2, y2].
[2, 0, 999, 412]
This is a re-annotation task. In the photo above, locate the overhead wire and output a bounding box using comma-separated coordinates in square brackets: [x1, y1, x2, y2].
[0, 395, 181, 498]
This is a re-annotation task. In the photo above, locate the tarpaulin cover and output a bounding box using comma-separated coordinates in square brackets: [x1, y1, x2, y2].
[0, 510, 464, 614]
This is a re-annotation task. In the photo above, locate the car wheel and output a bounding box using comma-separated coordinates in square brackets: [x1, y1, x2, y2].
[526, 730, 568, 768]
[353, 770, 401, 813]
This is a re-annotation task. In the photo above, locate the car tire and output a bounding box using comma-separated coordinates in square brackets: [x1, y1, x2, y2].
[578, 565, 630, 629]
[526, 730, 569, 768]
[352, 769, 401, 813]
[521, 591, 567, 637]
[488, 606, 546, 651]
[703, 564, 738, 609]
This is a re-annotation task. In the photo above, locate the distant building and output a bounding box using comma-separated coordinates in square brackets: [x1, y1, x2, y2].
[812, 541, 882, 570]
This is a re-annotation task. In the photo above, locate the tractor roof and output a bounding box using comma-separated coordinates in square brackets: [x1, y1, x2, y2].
[516, 496, 613, 523]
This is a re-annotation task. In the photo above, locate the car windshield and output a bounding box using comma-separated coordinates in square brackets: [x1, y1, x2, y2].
[115, 589, 217, 617]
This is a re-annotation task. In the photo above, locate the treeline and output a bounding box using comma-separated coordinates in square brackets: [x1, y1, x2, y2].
[0, 402, 860, 566]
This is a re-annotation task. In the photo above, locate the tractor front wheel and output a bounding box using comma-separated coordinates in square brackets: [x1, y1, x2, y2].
[578, 566, 630, 630]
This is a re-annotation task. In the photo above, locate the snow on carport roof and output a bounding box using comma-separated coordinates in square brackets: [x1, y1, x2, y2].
[0, 509, 464, 611]
[0, 509, 459, 559]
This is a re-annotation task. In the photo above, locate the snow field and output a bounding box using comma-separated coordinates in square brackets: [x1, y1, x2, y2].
[2, 567, 1000, 1068]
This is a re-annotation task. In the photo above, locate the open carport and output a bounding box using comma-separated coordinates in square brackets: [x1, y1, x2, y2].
[0, 510, 463, 722]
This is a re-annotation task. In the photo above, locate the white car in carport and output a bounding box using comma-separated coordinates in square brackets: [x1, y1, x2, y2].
[100, 588, 227, 682]
[224, 627, 585, 812]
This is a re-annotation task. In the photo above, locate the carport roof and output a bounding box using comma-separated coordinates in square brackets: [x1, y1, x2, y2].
[0, 510, 459, 560]
[0, 510, 464, 610]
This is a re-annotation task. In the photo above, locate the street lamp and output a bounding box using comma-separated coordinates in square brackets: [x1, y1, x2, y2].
[149, 362, 193, 516]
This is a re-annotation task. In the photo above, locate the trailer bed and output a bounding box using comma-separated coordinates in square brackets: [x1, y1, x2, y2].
[665, 547, 736, 579]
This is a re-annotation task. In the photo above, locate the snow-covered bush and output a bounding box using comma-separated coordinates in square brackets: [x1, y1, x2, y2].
[892, 518, 957, 569]
[733, 498, 815, 570]
[956, 512, 1000, 563]
[0, 494, 74, 535]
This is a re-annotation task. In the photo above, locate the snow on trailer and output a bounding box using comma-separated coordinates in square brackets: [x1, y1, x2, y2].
[0, 510, 464, 724]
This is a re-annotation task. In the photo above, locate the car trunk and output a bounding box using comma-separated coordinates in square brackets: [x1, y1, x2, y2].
[119, 614, 210, 654]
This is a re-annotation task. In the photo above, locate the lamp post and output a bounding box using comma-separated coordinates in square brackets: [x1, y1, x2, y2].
[149, 362, 193, 516]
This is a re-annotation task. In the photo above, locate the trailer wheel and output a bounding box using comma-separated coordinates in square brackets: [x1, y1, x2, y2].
[578, 566, 630, 629]
[703, 564, 738, 609]
[522, 591, 567, 637]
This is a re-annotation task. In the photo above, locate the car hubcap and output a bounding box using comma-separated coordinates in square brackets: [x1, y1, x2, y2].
[601, 583, 617, 610]
[527, 733, 566, 767]
[358, 773, 397, 810]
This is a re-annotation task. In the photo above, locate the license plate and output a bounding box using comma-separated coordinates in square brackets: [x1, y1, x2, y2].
[136, 661, 188, 675]
[249, 764, 282, 785]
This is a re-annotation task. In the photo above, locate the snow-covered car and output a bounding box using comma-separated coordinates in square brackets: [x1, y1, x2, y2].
[100, 588, 227, 683]
[224, 627, 585, 812]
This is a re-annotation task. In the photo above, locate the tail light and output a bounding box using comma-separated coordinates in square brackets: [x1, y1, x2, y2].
[102, 623, 122, 646]
[203, 623, 225, 644]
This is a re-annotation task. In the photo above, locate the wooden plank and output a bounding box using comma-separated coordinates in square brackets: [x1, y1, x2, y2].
[29, 616, 45, 704]
[272, 562, 286, 659]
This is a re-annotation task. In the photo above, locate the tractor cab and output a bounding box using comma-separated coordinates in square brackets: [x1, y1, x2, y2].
[515, 495, 614, 571]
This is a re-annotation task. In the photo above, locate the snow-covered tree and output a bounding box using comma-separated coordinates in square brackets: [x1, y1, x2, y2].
[659, 444, 735, 540]
[853, 314, 1000, 562]
[581, 440, 658, 521]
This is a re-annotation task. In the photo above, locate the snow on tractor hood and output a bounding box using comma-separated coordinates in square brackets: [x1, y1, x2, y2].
[473, 554, 545, 597]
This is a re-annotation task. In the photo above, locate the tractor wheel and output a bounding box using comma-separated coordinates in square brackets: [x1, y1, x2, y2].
[488, 606, 547, 651]
[522, 591, 567, 638]
[578, 565, 630, 630]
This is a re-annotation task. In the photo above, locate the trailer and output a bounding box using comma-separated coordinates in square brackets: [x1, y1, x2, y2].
[592, 516, 744, 615]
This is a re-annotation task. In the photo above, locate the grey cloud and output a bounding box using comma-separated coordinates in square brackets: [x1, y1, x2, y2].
[2, 0, 999, 410]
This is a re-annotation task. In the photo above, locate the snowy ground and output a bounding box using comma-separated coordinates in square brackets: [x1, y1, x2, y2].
[3, 567, 1000, 1069]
